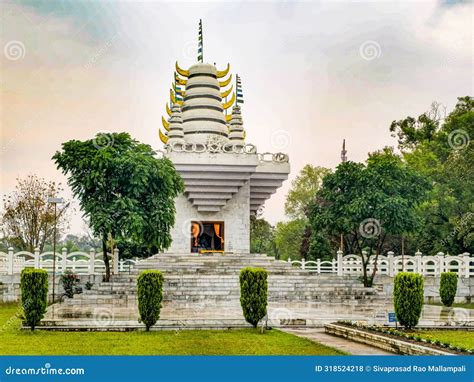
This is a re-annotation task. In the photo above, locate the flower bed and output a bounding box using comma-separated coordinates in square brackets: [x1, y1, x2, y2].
[336, 321, 473, 355]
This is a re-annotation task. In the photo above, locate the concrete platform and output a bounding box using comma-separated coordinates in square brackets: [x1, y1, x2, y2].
[38, 298, 474, 331]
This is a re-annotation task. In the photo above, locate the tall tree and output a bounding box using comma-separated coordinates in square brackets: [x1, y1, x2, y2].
[250, 216, 276, 256]
[309, 148, 430, 286]
[283, 165, 331, 260]
[390, 96, 474, 254]
[1, 175, 69, 251]
[274, 219, 306, 260]
[53, 132, 184, 281]
[284, 165, 331, 219]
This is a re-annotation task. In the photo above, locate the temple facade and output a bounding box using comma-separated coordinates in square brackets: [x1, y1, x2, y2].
[158, 28, 290, 254]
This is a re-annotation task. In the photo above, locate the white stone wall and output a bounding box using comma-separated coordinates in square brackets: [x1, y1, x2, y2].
[167, 182, 251, 254]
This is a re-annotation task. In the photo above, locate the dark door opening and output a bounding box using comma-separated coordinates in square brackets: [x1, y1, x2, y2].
[191, 221, 224, 253]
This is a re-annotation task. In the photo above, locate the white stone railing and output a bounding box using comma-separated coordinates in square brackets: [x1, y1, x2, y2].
[164, 142, 258, 155]
[288, 251, 473, 278]
[158, 143, 290, 163]
[257, 152, 289, 163]
[0, 248, 138, 275]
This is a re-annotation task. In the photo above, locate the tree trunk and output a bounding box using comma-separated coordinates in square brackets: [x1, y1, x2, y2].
[370, 249, 380, 284]
[102, 234, 111, 282]
[361, 255, 369, 287]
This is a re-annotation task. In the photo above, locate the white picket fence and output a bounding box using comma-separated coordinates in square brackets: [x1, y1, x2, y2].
[0, 248, 138, 275]
[288, 250, 472, 278]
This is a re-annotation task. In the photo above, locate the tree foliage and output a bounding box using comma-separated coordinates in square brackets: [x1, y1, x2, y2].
[250, 216, 276, 256]
[274, 219, 306, 260]
[1, 175, 69, 251]
[390, 96, 474, 254]
[285, 165, 331, 219]
[309, 148, 430, 286]
[53, 132, 184, 280]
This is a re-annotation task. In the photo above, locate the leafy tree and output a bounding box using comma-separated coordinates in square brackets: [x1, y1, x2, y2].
[53, 132, 184, 281]
[303, 228, 333, 261]
[1, 175, 70, 251]
[309, 148, 430, 287]
[250, 216, 276, 256]
[281, 165, 331, 260]
[274, 219, 306, 260]
[56, 233, 101, 253]
[390, 97, 474, 254]
[285, 165, 331, 219]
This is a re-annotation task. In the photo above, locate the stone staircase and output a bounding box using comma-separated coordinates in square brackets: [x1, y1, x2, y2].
[39, 253, 388, 330]
[79, 274, 381, 304]
[78, 253, 382, 304]
[135, 252, 299, 275]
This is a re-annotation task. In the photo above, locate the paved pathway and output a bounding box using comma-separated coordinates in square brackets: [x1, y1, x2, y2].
[282, 328, 393, 355]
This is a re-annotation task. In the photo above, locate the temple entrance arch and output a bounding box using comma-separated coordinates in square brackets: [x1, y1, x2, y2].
[190, 221, 224, 253]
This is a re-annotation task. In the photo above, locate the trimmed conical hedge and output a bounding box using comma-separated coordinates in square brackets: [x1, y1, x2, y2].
[137, 270, 164, 331]
[393, 272, 424, 329]
[239, 267, 268, 328]
[440, 272, 458, 307]
[20, 268, 49, 330]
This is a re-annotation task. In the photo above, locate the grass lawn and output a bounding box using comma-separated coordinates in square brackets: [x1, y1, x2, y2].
[427, 302, 474, 310]
[0, 303, 345, 355]
[408, 330, 474, 350]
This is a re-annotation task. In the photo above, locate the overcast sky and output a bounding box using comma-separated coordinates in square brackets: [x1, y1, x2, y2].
[1, 0, 472, 235]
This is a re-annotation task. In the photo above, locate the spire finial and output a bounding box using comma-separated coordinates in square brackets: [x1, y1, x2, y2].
[236, 74, 244, 106]
[341, 139, 347, 163]
[198, 19, 203, 63]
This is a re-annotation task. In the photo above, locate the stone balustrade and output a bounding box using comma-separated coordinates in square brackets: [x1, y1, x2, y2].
[288, 250, 473, 278]
[1, 248, 471, 278]
[0, 248, 137, 275]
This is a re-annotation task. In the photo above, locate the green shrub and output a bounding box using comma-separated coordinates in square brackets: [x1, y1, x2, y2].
[60, 270, 79, 298]
[239, 267, 268, 328]
[137, 270, 164, 331]
[20, 268, 49, 330]
[393, 272, 424, 329]
[440, 272, 457, 307]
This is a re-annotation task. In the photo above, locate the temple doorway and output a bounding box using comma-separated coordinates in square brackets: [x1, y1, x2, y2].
[190, 221, 224, 253]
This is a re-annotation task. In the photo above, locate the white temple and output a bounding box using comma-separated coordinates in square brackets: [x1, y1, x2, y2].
[158, 26, 290, 254]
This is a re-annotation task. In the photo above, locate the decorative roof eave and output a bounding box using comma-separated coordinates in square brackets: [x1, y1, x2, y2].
[216, 63, 230, 78]
[175, 61, 189, 77]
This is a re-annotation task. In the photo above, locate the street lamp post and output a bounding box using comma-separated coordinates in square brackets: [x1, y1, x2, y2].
[48, 197, 64, 304]
[339, 139, 348, 254]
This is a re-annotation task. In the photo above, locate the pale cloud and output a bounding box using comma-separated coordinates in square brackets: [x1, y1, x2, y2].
[1, 0, 472, 234]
